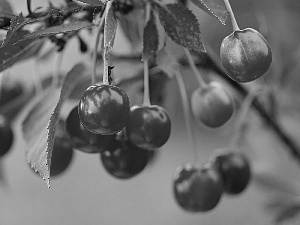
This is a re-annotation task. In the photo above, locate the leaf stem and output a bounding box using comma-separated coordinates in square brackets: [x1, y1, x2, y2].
[223, 0, 240, 31]
[175, 69, 198, 161]
[183, 48, 207, 88]
[92, 14, 105, 86]
[103, 1, 113, 85]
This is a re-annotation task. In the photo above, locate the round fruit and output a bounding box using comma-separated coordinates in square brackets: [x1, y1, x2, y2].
[65, 106, 115, 153]
[50, 135, 74, 177]
[0, 115, 13, 157]
[220, 28, 272, 83]
[78, 85, 130, 135]
[212, 150, 251, 194]
[101, 139, 153, 179]
[126, 105, 171, 150]
[173, 162, 223, 212]
[191, 82, 234, 128]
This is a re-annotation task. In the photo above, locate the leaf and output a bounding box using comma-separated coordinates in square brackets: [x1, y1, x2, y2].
[156, 48, 180, 78]
[0, 0, 13, 14]
[103, 3, 117, 60]
[142, 12, 159, 61]
[0, 37, 44, 73]
[18, 21, 93, 43]
[190, 0, 228, 25]
[22, 64, 87, 187]
[156, 3, 205, 52]
[75, 0, 103, 6]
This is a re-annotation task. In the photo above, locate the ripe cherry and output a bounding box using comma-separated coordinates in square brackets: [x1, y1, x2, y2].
[50, 120, 74, 177]
[126, 105, 171, 150]
[0, 115, 13, 157]
[101, 139, 153, 179]
[65, 106, 115, 154]
[212, 149, 251, 195]
[78, 85, 130, 135]
[220, 28, 272, 83]
[173, 162, 223, 212]
[191, 82, 234, 128]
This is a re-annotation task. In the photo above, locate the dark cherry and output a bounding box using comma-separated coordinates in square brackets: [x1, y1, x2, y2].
[220, 28, 272, 83]
[173, 163, 224, 212]
[191, 82, 234, 128]
[78, 85, 130, 135]
[50, 120, 74, 177]
[126, 105, 171, 150]
[0, 115, 13, 157]
[212, 150, 251, 195]
[101, 139, 154, 179]
[65, 106, 115, 153]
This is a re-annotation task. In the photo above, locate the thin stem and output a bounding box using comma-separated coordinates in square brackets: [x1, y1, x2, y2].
[223, 0, 240, 31]
[0, 72, 4, 102]
[92, 14, 105, 86]
[143, 59, 151, 106]
[103, 1, 113, 85]
[183, 48, 207, 88]
[27, 0, 32, 16]
[52, 51, 64, 88]
[230, 89, 258, 151]
[175, 69, 198, 161]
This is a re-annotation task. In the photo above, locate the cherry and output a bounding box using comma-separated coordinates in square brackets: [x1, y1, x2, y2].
[173, 162, 223, 212]
[191, 82, 234, 128]
[220, 28, 272, 83]
[211, 149, 251, 195]
[78, 85, 130, 135]
[0, 115, 13, 157]
[126, 105, 171, 150]
[65, 106, 116, 154]
[101, 139, 153, 179]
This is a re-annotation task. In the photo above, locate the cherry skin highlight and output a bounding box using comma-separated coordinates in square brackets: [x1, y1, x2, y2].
[191, 82, 234, 128]
[220, 28, 272, 83]
[66, 106, 115, 153]
[126, 105, 171, 150]
[78, 85, 130, 135]
[173, 163, 224, 212]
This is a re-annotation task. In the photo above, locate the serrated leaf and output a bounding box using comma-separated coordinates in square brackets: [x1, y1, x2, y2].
[18, 21, 93, 43]
[0, 37, 44, 73]
[22, 64, 87, 187]
[0, 0, 13, 14]
[142, 12, 159, 61]
[103, 3, 117, 60]
[156, 3, 205, 52]
[156, 48, 180, 78]
[190, 0, 228, 25]
[75, 0, 103, 6]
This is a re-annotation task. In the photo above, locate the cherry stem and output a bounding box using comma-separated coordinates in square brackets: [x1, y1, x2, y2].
[92, 13, 105, 86]
[0, 72, 4, 102]
[175, 69, 198, 161]
[223, 0, 240, 31]
[103, 1, 113, 85]
[52, 51, 64, 88]
[230, 89, 258, 151]
[142, 3, 151, 106]
[183, 48, 207, 88]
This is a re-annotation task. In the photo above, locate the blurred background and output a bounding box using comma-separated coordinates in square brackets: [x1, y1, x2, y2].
[1, 0, 300, 224]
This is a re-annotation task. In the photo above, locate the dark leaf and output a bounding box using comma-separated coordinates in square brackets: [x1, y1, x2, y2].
[75, 0, 104, 6]
[190, 0, 228, 25]
[103, 3, 117, 60]
[156, 3, 205, 52]
[142, 12, 159, 61]
[18, 21, 93, 42]
[0, 36, 44, 73]
[22, 64, 87, 187]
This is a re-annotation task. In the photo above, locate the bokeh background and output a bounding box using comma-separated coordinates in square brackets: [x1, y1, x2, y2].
[1, 0, 300, 224]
